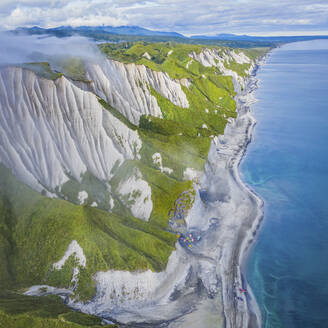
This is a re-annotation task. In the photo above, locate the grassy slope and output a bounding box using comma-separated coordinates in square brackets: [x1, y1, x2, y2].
[20, 57, 89, 82]
[19, 62, 63, 80]
[0, 164, 176, 300]
[0, 291, 117, 328]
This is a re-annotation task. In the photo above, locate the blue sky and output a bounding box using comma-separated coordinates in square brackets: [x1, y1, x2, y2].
[0, 0, 327, 36]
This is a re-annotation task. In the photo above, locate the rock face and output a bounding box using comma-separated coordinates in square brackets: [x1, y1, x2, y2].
[0, 66, 141, 195]
[116, 167, 153, 221]
[86, 59, 189, 124]
[189, 48, 253, 92]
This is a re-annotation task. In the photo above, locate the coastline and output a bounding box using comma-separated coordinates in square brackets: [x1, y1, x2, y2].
[168, 53, 269, 328]
[70, 55, 270, 328]
[220, 56, 268, 328]
[22, 52, 270, 328]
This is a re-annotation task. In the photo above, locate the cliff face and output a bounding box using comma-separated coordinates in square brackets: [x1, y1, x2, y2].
[0, 66, 141, 194]
[189, 48, 254, 92]
[0, 42, 260, 326]
[86, 59, 189, 124]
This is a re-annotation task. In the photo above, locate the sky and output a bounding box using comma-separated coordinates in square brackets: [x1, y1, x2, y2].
[0, 0, 328, 36]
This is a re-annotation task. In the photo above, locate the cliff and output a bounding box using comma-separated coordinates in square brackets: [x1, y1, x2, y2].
[0, 41, 267, 327]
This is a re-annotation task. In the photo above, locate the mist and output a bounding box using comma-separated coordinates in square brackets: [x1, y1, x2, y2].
[0, 31, 103, 67]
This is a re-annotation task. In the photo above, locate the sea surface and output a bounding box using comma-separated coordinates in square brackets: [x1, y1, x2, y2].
[242, 40, 328, 328]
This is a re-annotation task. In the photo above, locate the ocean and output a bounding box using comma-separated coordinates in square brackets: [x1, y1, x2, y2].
[242, 40, 328, 328]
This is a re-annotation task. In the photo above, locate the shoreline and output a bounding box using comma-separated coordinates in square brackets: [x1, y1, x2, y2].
[232, 76, 264, 328]
[221, 56, 268, 328]
[173, 52, 270, 328]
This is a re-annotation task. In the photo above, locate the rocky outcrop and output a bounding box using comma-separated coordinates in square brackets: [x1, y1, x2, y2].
[116, 167, 153, 221]
[189, 48, 253, 92]
[86, 59, 189, 124]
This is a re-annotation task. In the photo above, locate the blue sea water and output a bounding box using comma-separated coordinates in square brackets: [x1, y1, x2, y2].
[242, 40, 328, 328]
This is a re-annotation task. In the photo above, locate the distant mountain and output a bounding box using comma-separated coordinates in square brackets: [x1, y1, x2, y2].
[191, 33, 328, 42]
[16, 25, 185, 38]
[16, 26, 328, 48]
[11, 26, 280, 48]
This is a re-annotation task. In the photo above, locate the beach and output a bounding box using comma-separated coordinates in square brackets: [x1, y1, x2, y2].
[183, 58, 267, 328]
[167, 56, 268, 328]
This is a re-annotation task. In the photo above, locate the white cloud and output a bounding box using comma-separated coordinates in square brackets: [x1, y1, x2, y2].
[0, 0, 327, 35]
[0, 32, 102, 65]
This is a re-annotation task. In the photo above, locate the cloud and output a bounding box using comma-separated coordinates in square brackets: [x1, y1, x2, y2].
[0, 0, 328, 35]
[0, 32, 102, 66]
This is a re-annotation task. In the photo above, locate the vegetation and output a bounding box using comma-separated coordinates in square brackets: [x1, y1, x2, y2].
[0, 164, 176, 301]
[15, 26, 278, 48]
[20, 56, 90, 82]
[52, 56, 89, 81]
[19, 62, 63, 80]
[0, 291, 117, 327]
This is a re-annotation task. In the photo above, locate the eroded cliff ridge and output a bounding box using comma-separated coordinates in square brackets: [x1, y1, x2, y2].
[0, 41, 266, 326]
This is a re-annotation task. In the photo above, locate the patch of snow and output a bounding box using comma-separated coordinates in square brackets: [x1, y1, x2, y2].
[78, 191, 88, 205]
[53, 240, 86, 270]
[117, 168, 153, 221]
[202, 124, 208, 129]
[91, 201, 98, 207]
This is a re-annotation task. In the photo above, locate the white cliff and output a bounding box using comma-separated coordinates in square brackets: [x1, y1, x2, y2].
[0, 66, 141, 194]
[53, 240, 87, 286]
[53, 240, 86, 270]
[152, 152, 173, 175]
[116, 167, 153, 221]
[86, 59, 189, 125]
[189, 48, 254, 92]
